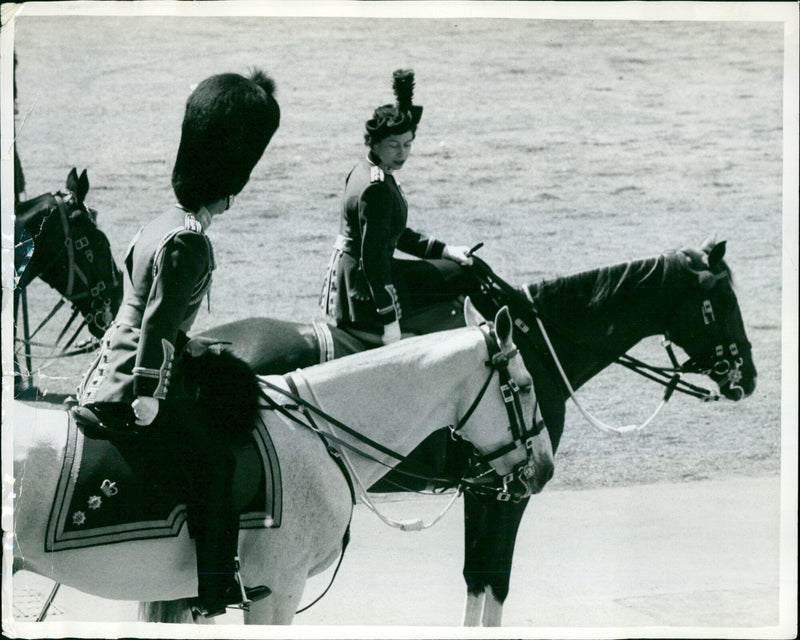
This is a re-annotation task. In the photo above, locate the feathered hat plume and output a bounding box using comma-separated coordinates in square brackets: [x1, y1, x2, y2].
[392, 69, 416, 113]
[364, 68, 423, 144]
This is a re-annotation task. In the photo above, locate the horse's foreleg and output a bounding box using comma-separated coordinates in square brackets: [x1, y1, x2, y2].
[462, 590, 485, 626]
[481, 587, 504, 626]
[462, 493, 530, 626]
[243, 589, 302, 625]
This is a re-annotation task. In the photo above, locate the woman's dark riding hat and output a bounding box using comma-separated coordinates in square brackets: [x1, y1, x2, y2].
[365, 69, 423, 145]
[172, 69, 280, 212]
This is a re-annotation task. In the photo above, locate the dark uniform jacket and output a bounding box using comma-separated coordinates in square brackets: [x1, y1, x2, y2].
[321, 153, 445, 329]
[78, 208, 214, 405]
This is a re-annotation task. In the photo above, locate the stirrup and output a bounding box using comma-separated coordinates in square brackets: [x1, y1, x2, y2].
[234, 556, 249, 606]
[191, 558, 271, 619]
[191, 584, 271, 618]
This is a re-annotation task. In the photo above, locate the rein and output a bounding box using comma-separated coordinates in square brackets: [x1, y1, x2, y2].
[468, 253, 723, 435]
[259, 325, 536, 504]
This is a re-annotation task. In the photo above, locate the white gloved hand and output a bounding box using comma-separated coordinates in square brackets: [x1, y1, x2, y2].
[382, 320, 402, 345]
[132, 396, 160, 426]
[442, 245, 474, 266]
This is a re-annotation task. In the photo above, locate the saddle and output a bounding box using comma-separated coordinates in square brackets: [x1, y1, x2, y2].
[340, 298, 467, 347]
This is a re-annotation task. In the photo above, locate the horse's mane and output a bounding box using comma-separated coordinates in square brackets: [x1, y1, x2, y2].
[524, 249, 734, 328]
[526, 254, 669, 315]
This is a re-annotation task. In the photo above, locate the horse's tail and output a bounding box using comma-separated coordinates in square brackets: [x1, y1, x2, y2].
[138, 599, 196, 624]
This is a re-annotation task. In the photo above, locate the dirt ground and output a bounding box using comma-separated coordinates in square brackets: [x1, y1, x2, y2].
[9, 475, 788, 637]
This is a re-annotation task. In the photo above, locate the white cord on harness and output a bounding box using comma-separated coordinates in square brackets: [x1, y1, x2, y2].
[533, 315, 666, 434]
[294, 370, 462, 531]
[352, 472, 461, 532]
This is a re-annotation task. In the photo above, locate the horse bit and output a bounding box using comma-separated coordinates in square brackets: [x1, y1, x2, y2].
[664, 292, 750, 401]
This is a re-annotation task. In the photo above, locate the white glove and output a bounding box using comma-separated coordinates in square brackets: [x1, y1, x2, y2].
[382, 320, 402, 345]
[442, 245, 474, 266]
[132, 396, 160, 426]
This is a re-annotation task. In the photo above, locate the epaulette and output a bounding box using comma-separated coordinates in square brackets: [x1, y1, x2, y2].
[370, 165, 385, 183]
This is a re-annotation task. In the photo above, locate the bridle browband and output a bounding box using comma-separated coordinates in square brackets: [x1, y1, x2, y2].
[259, 324, 539, 500]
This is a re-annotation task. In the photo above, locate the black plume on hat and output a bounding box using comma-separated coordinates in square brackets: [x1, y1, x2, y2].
[365, 69, 423, 145]
[172, 68, 280, 212]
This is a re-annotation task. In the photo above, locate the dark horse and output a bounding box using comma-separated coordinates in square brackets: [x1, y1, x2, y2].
[14, 169, 123, 392]
[198, 237, 756, 625]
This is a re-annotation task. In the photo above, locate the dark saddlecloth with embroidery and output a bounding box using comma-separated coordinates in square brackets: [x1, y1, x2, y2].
[46, 412, 281, 552]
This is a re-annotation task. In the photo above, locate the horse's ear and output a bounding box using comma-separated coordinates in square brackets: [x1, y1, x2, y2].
[66, 167, 78, 192]
[463, 296, 486, 327]
[700, 234, 718, 255]
[76, 170, 89, 203]
[707, 240, 726, 270]
[494, 306, 513, 347]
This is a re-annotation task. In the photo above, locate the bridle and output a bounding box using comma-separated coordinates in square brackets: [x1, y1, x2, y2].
[259, 323, 540, 502]
[15, 192, 119, 360]
[661, 276, 751, 401]
[459, 323, 544, 501]
[467, 249, 749, 435]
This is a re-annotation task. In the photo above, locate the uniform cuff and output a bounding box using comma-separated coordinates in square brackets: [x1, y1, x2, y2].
[133, 339, 175, 400]
[426, 239, 446, 260]
[376, 284, 401, 324]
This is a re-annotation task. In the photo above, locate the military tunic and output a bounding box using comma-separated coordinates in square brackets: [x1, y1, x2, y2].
[78, 207, 213, 407]
[321, 153, 447, 331]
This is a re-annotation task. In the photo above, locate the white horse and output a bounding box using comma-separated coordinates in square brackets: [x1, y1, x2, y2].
[11, 301, 554, 625]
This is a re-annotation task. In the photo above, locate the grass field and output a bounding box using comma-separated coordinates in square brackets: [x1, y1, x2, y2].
[8, 11, 786, 491]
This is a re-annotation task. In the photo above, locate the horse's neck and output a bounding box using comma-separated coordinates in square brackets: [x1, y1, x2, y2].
[532, 253, 690, 388]
[15, 193, 56, 229]
[291, 329, 484, 483]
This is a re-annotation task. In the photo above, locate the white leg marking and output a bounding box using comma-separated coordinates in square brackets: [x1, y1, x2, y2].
[481, 586, 503, 627]
[462, 591, 485, 626]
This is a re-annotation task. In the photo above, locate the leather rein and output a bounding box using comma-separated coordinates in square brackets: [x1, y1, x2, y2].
[467, 251, 741, 435]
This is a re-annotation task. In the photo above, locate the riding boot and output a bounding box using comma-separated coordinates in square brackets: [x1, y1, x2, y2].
[194, 510, 270, 618]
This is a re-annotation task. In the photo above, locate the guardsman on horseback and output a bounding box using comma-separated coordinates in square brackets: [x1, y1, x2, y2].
[75, 69, 280, 617]
[320, 69, 477, 345]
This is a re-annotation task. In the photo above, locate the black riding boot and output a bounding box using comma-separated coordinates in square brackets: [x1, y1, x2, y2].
[194, 509, 270, 618]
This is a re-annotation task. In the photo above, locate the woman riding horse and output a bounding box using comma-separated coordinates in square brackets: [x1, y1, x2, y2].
[320, 69, 476, 345]
[74, 69, 280, 617]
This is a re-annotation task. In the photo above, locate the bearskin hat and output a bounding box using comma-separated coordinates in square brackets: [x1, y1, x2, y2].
[364, 69, 423, 145]
[172, 68, 280, 212]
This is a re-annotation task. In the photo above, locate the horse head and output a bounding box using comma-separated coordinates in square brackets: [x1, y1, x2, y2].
[666, 238, 757, 400]
[16, 168, 123, 338]
[461, 298, 554, 499]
